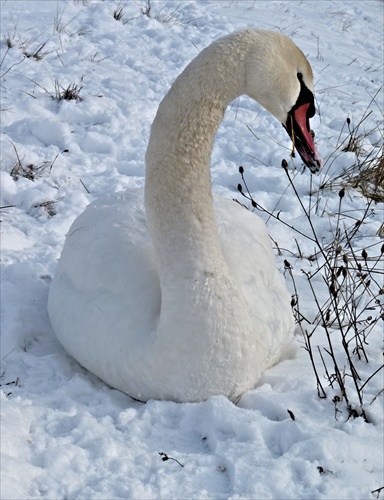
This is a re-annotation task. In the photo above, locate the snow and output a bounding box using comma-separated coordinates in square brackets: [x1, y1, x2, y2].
[0, 1, 383, 499]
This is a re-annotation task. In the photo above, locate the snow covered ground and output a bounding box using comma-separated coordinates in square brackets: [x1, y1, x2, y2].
[1, 1, 383, 498]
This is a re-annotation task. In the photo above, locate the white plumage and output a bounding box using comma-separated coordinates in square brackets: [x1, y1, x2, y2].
[48, 29, 322, 402]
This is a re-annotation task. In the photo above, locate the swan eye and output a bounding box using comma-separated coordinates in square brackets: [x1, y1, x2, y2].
[293, 72, 315, 118]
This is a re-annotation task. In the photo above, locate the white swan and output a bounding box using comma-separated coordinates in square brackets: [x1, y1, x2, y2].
[48, 29, 322, 403]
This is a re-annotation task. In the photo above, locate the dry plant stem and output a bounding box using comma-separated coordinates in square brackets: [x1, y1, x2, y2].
[283, 165, 382, 418]
[285, 262, 327, 398]
[0, 46, 10, 68]
[305, 269, 349, 404]
[329, 288, 363, 408]
[371, 486, 384, 499]
[238, 159, 383, 419]
[237, 167, 316, 245]
[158, 452, 184, 468]
[282, 160, 329, 262]
[0, 55, 26, 79]
[317, 345, 333, 389]
[360, 364, 384, 394]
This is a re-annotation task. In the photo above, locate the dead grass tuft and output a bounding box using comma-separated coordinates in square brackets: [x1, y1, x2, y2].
[9, 141, 61, 181]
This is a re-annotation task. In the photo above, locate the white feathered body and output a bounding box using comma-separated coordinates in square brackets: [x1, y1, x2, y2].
[47, 29, 317, 402]
[48, 191, 293, 402]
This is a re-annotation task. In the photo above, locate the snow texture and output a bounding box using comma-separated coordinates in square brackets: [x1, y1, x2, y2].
[1, 1, 383, 499]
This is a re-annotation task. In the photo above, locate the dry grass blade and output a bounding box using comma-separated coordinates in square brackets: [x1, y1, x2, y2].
[318, 85, 383, 203]
[346, 156, 384, 203]
[113, 5, 125, 22]
[53, 78, 83, 101]
[9, 142, 61, 181]
[141, 0, 193, 25]
[23, 41, 56, 61]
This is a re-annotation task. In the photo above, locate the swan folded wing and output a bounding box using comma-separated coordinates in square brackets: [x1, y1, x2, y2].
[48, 191, 161, 390]
[215, 196, 294, 367]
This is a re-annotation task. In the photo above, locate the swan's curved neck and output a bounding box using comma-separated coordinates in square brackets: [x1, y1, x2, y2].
[145, 33, 247, 282]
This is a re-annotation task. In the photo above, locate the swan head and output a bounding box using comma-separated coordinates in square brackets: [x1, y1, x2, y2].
[244, 30, 323, 173]
[282, 71, 323, 173]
